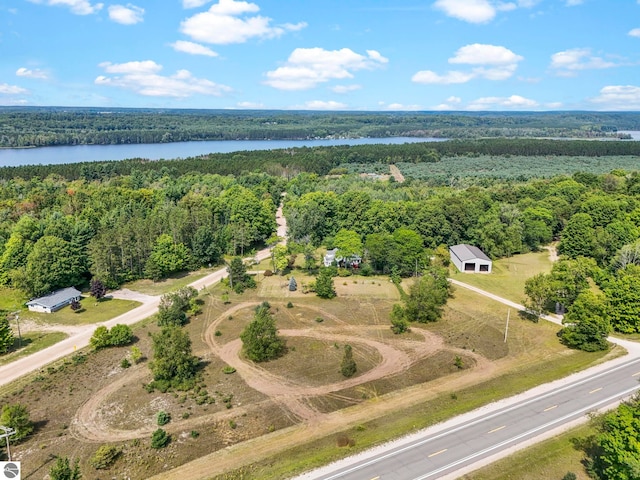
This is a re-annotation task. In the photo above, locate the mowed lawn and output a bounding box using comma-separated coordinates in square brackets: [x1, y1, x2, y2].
[23, 296, 142, 326]
[449, 250, 553, 304]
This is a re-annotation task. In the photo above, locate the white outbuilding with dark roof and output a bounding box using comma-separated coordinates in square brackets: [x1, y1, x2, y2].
[26, 287, 82, 313]
[449, 244, 492, 273]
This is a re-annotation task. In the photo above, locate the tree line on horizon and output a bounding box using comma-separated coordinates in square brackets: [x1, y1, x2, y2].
[2, 108, 639, 148]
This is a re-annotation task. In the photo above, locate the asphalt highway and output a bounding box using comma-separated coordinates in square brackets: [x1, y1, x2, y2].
[308, 356, 640, 480]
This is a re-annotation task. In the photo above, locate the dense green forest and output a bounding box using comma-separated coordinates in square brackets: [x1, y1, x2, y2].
[2, 107, 640, 147]
[2, 138, 640, 183]
[0, 171, 283, 294]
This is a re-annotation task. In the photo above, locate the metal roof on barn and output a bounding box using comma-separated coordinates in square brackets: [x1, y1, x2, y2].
[449, 244, 491, 262]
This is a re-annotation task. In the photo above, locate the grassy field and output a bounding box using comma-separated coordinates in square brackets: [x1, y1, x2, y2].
[449, 250, 553, 304]
[4, 264, 616, 480]
[0, 331, 67, 366]
[0, 287, 27, 311]
[123, 267, 216, 295]
[462, 423, 595, 480]
[201, 279, 616, 480]
[23, 296, 142, 326]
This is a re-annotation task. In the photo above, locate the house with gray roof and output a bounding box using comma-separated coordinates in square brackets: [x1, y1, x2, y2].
[449, 244, 492, 273]
[26, 287, 82, 313]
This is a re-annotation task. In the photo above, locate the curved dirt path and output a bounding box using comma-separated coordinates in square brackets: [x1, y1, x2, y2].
[71, 302, 488, 442]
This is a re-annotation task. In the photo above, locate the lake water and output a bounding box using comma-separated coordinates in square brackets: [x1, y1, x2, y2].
[0, 137, 445, 167]
[618, 131, 640, 140]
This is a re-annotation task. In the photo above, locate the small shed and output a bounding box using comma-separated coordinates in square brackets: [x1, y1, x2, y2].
[449, 244, 492, 273]
[26, 287, 82, 313]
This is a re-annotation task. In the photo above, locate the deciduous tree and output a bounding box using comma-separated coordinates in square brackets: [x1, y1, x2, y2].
[559, 291, 611, 351]
[240, 305, 286, 362]
[404, 266, 451, 323]
[150, 326, 199, 388]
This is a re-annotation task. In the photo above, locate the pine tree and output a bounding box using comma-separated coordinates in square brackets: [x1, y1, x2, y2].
[0, 312, 14, 354]
[340, 344, 357, 378]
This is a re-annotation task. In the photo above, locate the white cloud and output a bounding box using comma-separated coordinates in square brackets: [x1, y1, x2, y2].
[467, 94, 538, 110]
[412, 70, 475, 84]
[28, 0, 103, 15]
[16, 67, 49, 79]
[433, 0, 539, 23]
[183, 0, 211, 7]
[565, 0, 583, 5]
[550, 48, 618, 76]
[433, 0, 495, 23]
[432, 96, 462, 110]
[95, 60, 232, 98]
[629, 28, 640, 38]
[235, 101, 264, 109]
[170, 40, 219, 57]
[591, 85, 640, 110]
[331, 84, 362, 93]
[180, 0, 306, 44]
[384, 103, 423, 111]
[108, 4, 144, 24]
[413, 43, 522, 84]
[545, 102, 563, 109]
[0, 83, 28, 95]
[291, 100, 348, 110]
[450, 44, 523, 65]
[265, 48, 388, 91]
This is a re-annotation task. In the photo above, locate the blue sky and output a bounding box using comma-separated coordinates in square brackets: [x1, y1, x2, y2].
[1, 0, 640, 111]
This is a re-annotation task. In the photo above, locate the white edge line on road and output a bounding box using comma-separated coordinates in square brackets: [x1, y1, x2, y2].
[318, 357, 640, 480]
[413, 385, 640, 480]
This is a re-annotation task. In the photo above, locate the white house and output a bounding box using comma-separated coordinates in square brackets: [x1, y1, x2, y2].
[449, 244, 492, 273]
[323, 248, 362, 268]
[323, 248, 338, 267]
[26, 287, 82, 313]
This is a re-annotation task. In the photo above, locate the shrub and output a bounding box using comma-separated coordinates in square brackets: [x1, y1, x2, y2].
[110, 324, 134, 346]
[454, 356, 464, 369]
[263, 269, 273, 277]
[222, 366, 236, 374]
[157, 411, 171, 426]
[130, 346, 143, 364]
[120, 358, 131, 369]
[190, 430, 199, 438]
[0, 404, 33, 441]
[151, 428, 170, 449]
[286, 301, 294, 308]
[90, 445, 121, 469]
[90, 325, 112, 349]
[315, 317, 324, 323]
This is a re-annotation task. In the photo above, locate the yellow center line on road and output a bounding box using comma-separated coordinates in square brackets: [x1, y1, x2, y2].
[370, 477, 380, 480]
[589, 387, 603, 394]
[428, 449, 447, 458]
[488, 425, 506, 434]
[632, 371, 640, 377]
[544, 405, 558, 412]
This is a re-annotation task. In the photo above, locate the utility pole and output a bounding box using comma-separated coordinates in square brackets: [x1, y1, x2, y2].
[0, 426, 16, 461]
[10, 311, 22, 348]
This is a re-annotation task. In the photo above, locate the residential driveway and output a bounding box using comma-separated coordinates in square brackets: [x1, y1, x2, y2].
[0, 203, 287, 388]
